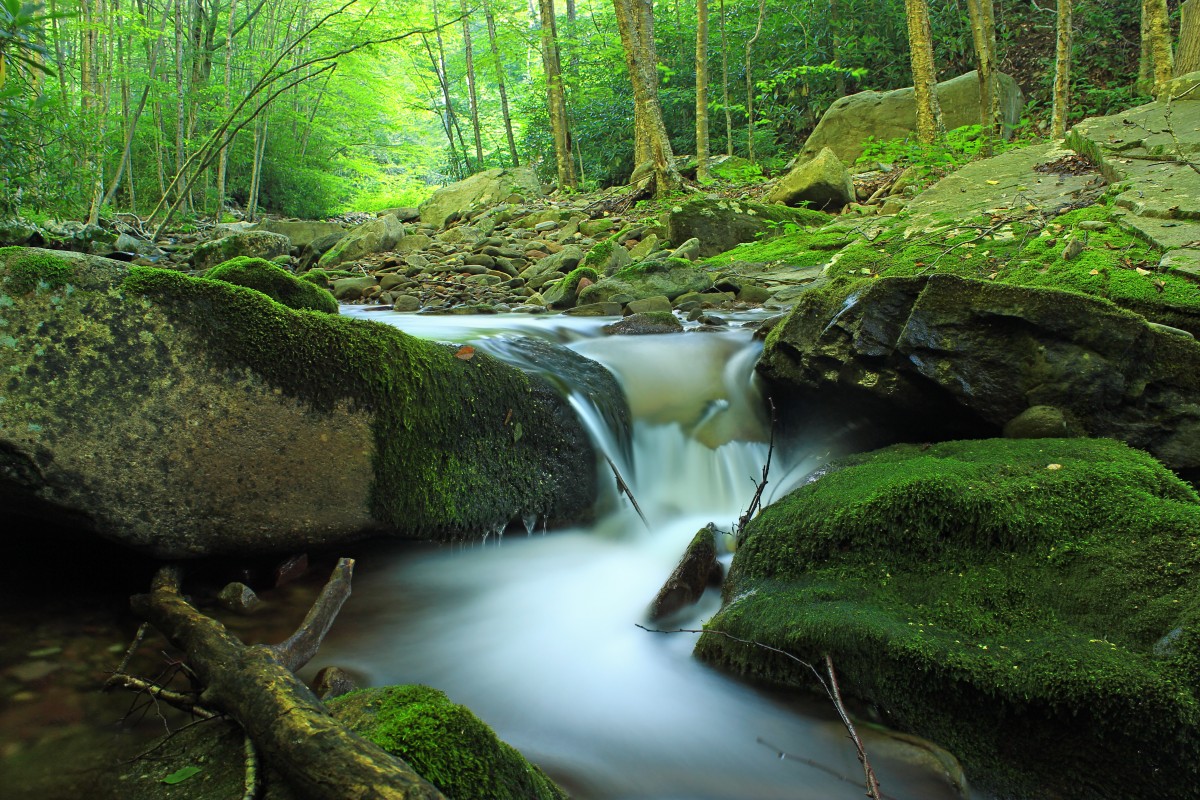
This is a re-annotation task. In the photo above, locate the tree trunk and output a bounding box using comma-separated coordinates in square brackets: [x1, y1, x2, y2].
[1051, 0, 1072, 138]
[127, 562, 446, 800]
[1144, 0, 1174, 99]
[904, 0, 943, 144]
[213, 0, 239, 221]
[539, 0, 576, 189]
[612, 0, 682, 195]
[461, 0, 484, 170]
[719, 0, 731, 155]
[966, 0, 997, 151]
[1177, 0, 1200, 77]
[744, 0, 764, 162]
[431, 0, 464, 179]
[485, 0, 520, 166]
[695, 0, 709, 182]
[422, 34, 463, 180]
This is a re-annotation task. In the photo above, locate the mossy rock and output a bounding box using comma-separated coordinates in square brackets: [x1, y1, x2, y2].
[191, 231, 290, 271]
[329, 686, 566, 800]
[579, 258, 713, 304]
[205, 257, 337, 313]
[0, 248, 595, 557]
[542, 265, 599, 309]
[698, 437, 1200, 800]
[666, 197, 830, 258]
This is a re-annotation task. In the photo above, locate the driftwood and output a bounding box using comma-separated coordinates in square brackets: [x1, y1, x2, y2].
[125, 558, 445, 800]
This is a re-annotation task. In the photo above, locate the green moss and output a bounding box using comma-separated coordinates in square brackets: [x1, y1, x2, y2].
[204, 256, 338, 313]
[300, 268, 331, 288]
[120, 266, 591, 536]
[704, 226, 856, 269]
[558, 265, 599, 293]
[701, 437, 1200, 799]
[581, 237, 616, 270]
[2, 249, 74, 295]
[328, 686, 566, 800]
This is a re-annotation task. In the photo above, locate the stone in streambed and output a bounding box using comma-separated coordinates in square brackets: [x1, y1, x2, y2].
[648, 524, 720, 621]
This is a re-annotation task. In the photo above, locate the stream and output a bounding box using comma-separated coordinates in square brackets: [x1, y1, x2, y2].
[323, 308, 967, 800]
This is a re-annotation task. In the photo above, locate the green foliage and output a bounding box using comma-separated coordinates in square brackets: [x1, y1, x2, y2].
[856, 124, 1039, 189]
[203, 256, 338, 314]
[702, 437, 1200, 799]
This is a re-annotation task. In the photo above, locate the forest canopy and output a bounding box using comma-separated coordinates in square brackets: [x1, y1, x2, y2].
[0, 0, 1156, 223]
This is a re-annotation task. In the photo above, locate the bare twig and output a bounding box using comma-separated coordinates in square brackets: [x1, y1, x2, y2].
[736, 398, 775, 537]
[606, 455, 650, 530]
[269, 557, 355, 672]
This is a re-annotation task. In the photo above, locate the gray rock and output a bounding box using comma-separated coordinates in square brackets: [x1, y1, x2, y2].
[331, 276, 378, 301]
[625, 295, 673, 314]
[666, 196, 828, 258]
[317, 215, 406, 269]
[603, 311, 684, 336]
[252, 219, 346, 249]
[579, 259, 714, 304]
[192, 231, 291, 271]
[767, 147, 855, 210]
[1003, 405, 1072, 439]
[800, 70, 1024, 165]
[565, 302, 623, 317]
[668, 237, 702, 261]
[419, 167, 543, 229]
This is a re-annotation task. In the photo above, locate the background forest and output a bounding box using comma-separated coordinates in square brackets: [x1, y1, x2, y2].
[0, 0, 1153, 223]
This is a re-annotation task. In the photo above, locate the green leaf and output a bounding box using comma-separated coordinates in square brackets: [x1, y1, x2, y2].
[513, 422, 523, 443]
[162, 766, 202, 785]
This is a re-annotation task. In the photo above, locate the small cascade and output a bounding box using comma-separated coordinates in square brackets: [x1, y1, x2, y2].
[322, 309, 965, 800]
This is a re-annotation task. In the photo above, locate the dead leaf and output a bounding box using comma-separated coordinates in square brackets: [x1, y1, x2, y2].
[1136, 267, 1151, 276]
[1046, 463, 1063, 470]
[986, 179, 1000, 185]
[988, 272, 999, 280]
[1090, 269, 1100, 275]
[455, 346, 476, 360]
[503, 409, 513, 426]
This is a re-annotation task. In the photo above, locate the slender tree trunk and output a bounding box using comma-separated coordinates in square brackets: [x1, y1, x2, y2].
[966, 0, 997, 151]
[485, 0, 519, 166]
[422, 34, 463, 179]
[1144, 0, 1174, 98]
[248, 113, 268, 220]
[431, 0, 464, 179]
[173, 0, 189, 211]
[904, 0, 943, 144]
[612, 0, 682, 195]
[719, 0, 730, 155]
[539, 0, 576, 189]
[214, 0, 239, 220]
[695, 0, 709, 182]
[1051, 0, 1072, 138]
[744, 0, 764, 162]
[102, 9, 166, 209]
[565, 0, 578, 73]
[461, 0, 484, 170]
[1179, 0, 1200, 76]
[1139, 2, 1154, 95]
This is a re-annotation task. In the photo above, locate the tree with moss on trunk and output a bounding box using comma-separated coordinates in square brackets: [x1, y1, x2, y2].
[1141, 0, 1173, 99]
[539, 0, 575, 189]
[1051, 0, 1072, 138]
[695, 0, 709, 182]
[903, 0, 942, 144]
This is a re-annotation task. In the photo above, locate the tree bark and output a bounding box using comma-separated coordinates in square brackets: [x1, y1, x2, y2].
[1051, 0, 1072, 138]
[1144, 0, 1174, 99]
[966, 0, 997, 151]
[904, 0, 943, 144]
[540, 0, 576, 189]
[1177, 0, 1200, 77]
[719, 0, 731, 155]
[695, 0, 709, 182]
[612, 0, 683, 195]
[213, 0, 239, 221]
[485, 0, 520, 166]
[461, 0, 484, 170]
[130, 561, 446, 800]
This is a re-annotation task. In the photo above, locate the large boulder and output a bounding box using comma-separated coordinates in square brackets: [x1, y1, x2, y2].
[766, 147, 855, 209]
[758, 274, 1200, 473]
[578, 259, 714, 305]
[204, 256, 338, 313]
[419, 167, 543, 229]
[251, 219, 347, 250]
[666, 197, 829, 259]
[799, 70, 1024, 165]
[317, 214, 406, 269]
[0, 247, 595, 558]
[191, 231, 291, 271]
[698, 437, 1200, 800]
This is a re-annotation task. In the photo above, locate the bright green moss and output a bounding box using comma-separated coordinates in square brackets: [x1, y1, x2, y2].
[120, 266, 592, 537]
[300, 268, 331, 288]
[2, 250, 74, 295]
[329, 686, 566, 800]
[204, 256, 338, 313]
[558, 265, 599, 293]
[581, 237, 616, 271]
[704, 226, 856, 268]
[701, 437, 1200, 799]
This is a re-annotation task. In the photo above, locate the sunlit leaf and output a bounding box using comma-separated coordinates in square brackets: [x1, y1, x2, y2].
[163, 766, 201, 785]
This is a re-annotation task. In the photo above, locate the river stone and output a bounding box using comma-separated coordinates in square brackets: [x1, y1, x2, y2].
[331, 275, 378, 301]
[1003, 405, 1073, 439]
[419, 167, 543, 229]
[317, 214, 406, 269]
[758, 274, 1200, 473]
[648, 524, 720, 621]
[191, 231, 291, 271]
[579, 259, 714, 305]
[766, 147, 855, 210]
[625, 295, 673, 314]
[603, 311, 684, 336]
[0, 248, 595, 557]
[251, 219, 345, 249]
[799, 70, 1023, 164]
[666, 197, 829, 258]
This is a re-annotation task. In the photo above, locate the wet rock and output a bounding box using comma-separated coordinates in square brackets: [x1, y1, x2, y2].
[603, 311, 683, 336]
[624, 295, 673, 314]
[648, 524, 719, 620]
[331, 275, 378, 300]
[312, 666, 359, 700]
[217, 581, 261, 614]
[565, 302, 622, 316]
[191, 231, 291, 271]
[579, 259, 714, 304]
[1003, 405, 1072, 439]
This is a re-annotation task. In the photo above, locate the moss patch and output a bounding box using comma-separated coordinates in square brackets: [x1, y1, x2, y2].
[120, 266, 592, 537]
[1, 248, 74, 295]
[205, 256, 338, 313]
[700, 437, 1200, 799]
[329, 686, 566, 800]
[703, 226, 856, 269]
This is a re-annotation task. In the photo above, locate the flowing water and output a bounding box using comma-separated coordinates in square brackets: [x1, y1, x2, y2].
[324, 309, 966, 800]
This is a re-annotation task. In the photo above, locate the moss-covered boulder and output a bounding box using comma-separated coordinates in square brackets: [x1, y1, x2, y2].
[0, 247, 595, 557]
[418, 167, 543, 230]
[766, 146, 855, 210]
[758, 273, 1200, 473]
[204, 257, 337, 313]
[579, 258, 714, 305]
[191, 231, 291, 271]
[329, 686, 566, 800]
[316, 214, 406, 269]
[542, 266, 598, 309]
[251, 219, 346, 249]
[698, 437, 1200, 800]
[666, 197, 829, 259]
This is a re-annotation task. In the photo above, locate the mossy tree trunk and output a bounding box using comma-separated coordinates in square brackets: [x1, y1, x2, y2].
[696, 0, 710, 182]
[1051, 0, 1073, 138]
[612, 0, 683, 196]
[744, 0, 765, 162]
[1143, 0, 1174, 99]
[485, 0, 520, 167]
[1177, 0, 1200, 77]
[903, 0, 943, 144]
[719, 0, 732, 156]
[966, 0, 997, 152]
[539, 0, 576, 189]
[461, 0, 484, 171]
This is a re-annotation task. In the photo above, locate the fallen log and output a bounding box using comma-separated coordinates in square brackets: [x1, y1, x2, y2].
[128, 559, 445, 800]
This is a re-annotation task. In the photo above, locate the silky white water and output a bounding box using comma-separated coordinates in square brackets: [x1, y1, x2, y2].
[319, 310, 964, 800]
